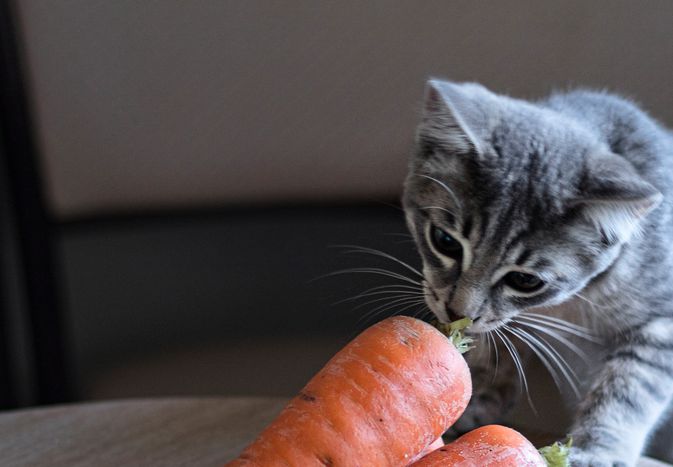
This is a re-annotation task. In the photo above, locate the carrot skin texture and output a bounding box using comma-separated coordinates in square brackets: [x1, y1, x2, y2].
[409, 424, 546, 467]
[409, 436, 445, 464]
[226, 316, 472, 466]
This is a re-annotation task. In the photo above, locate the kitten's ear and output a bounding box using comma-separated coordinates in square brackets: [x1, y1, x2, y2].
[420, 79, 498, 155]
[577, 154, 663, 243]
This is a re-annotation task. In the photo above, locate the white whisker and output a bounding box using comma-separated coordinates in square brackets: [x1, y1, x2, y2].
[316, 268, 422, 286]
[415, 174, 463, 212]
[494, 328, 535, 412]
[410, 303, 431, 319]
[350, 283, 424, 295]
[517, 314, 601, 343]
[507, 326, 566, 395]
[358, 308, 400, 327]
[333, 244, 425, 279]
[507, 325, 581, 399]
[419, 205, 459, 217]
[520, 312, 597, 335]
[333, 288, 424, 306]
[574, 292, 611, 310]
[357, 299, 427, 327]
[353, 295, 425, 311]
[487, 330, 500, 380]
[360, 296, 427, 316]
[513, 319, 591, 364]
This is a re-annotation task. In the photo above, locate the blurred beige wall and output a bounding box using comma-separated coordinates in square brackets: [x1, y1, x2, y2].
[15, 0, 673, 219]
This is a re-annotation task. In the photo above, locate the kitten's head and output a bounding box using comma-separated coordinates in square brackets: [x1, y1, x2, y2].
[402, 80, 662, 332]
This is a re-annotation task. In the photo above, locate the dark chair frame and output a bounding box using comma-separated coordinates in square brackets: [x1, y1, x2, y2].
[0, 0, 70, 408]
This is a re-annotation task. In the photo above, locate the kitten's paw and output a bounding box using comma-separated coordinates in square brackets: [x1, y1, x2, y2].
[569, 448, 629, 467]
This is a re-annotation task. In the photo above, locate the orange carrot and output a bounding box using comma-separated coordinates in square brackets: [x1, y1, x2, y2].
[409, 424, 546, 467]
[409, 436, 445, 464]
[226, 316, 472, 466]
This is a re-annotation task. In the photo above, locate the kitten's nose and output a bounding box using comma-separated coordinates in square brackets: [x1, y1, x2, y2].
[445, 305, 481, 323]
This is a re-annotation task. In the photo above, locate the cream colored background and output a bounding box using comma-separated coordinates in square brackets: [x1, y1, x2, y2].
[15, 0, 673, 219]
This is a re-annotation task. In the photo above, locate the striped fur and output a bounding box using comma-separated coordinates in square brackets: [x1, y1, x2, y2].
[402, 80, 673, 466]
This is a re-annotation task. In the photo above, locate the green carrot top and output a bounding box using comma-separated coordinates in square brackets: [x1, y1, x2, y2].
[538, 438, 572, 467]
[433, 317, 475, 354]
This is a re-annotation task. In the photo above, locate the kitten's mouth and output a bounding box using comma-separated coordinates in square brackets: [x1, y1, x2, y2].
[422, 284, 509, 334]
[423, 285, 510, 334]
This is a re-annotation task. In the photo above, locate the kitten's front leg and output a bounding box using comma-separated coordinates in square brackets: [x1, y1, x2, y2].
[569, 317, 673, 467]
[445, 339, 522, 438]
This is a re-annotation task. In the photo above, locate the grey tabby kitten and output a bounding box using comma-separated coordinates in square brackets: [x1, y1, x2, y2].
[401, 80, 673, 467]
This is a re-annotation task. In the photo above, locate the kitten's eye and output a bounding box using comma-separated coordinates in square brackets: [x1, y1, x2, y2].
[503, 271, 544, 293]
[430, 225, 463, 261]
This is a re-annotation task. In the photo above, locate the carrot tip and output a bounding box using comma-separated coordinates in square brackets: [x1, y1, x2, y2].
[538, 437, 572, 467]
[433, 318, 475, 354]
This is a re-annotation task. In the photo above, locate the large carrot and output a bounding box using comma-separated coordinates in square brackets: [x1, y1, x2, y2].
[409, 436, 445, 464]
[226, 316, 472, 466]
[409, 424, 546, 467]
